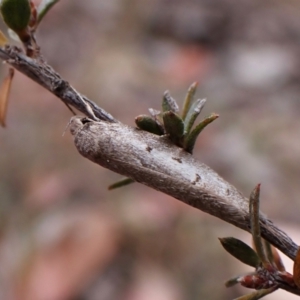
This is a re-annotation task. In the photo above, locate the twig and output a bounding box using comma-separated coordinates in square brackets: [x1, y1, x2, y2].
[0, 44, 297, 263]
[69, 116, 298, 261]
[249, 184, 269, 267]
[0, 45, 116, 123]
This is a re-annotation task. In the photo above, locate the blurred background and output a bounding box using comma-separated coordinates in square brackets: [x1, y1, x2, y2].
[1, 0, 300, 299]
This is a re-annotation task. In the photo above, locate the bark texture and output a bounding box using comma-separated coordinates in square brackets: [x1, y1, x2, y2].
[70, 116, 298, 261]
[0, 44, 298, 262]
[0, 46, 116, 123]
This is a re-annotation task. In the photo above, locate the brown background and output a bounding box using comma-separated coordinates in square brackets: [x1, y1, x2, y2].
[1, 0, 300, 299]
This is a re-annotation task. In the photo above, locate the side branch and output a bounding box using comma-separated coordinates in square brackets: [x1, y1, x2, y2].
[70, 116, 299, 261]
[0, 45, 116, 122]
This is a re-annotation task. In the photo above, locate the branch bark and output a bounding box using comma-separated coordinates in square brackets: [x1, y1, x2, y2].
[69, 117, 298, 261]
[0, 45, 298, 262]
[0, 46, 116, 123]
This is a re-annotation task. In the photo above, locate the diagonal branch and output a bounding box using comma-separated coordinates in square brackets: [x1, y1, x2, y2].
[69, 117, 298, 261]
[0, 45, 116, 123]
[0, 45, 298, 262]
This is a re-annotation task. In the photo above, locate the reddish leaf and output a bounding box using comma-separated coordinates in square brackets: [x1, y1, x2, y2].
[270, 244, 285, 271]
[293, 246, 300, 288]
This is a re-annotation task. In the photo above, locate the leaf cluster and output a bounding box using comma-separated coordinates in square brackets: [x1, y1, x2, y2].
[135, 82, 218, 154]
[109, 83, 218, 190]
[220, 184, 300, 299]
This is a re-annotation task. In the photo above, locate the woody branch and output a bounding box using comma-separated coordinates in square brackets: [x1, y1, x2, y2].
[0, 44, 298, 262]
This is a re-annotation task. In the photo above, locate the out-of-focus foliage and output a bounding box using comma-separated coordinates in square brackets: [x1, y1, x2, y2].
[1, 0, 300, 299]
[0, 0, 31, 32]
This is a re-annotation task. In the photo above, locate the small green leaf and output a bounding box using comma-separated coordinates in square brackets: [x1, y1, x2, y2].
[261, 239, 285, 270]
[162, 90, 179, 113]
[184, 113, 218, 153]
[183, 98, 206, 135]
[163, 111, 184, 146]
[233, 287, 277, 300]
[135, 114, 164, 135]
[37, 0, 59, 24]
[108, 177, 134, 190]
[219, 237, 261, 268]
[0, 0, 31, 32]
[182, 82, 198, 120]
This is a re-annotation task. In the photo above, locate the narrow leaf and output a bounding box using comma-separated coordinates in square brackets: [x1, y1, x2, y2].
[293, 247, 300, 288]
[270, 245, 285, 271]
[219, 237, 261, 268]
[182, 81, 198, 120]
[163, 111, 184, 146]
[262, 239, 274, 266]
[108, 177, 134, 190]
[184, 113, 218, 153]
[183, 98, 206, 135]
[0, 68, 14, 127]
[135, 114, 164, 135]
[37, 0, 59, 24]
[162, 90, 179, 113]
[262, 239, 285, 271]
[233, 287, 277, 300]
[249, 184, 269, 267]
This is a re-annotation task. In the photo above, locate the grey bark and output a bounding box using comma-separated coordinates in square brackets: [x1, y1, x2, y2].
[70, 116, 298, 261]
[0, 45, 298, 262]
[0, 46, 116, 123]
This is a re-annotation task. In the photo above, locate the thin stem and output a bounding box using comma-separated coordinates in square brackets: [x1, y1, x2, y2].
[249, 184, 269, 267]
